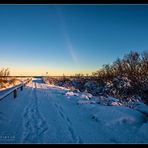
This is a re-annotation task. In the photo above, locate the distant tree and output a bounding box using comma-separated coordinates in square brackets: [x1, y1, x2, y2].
[75, 73, 84, 79]
[0, 68, 10, 77]
[86, 73, 89, 77]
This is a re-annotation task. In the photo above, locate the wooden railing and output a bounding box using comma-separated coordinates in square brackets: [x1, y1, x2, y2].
[0, 79, 32, 101]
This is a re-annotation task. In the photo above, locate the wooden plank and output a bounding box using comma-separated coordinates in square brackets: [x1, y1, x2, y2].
[13, 89, 17, 98]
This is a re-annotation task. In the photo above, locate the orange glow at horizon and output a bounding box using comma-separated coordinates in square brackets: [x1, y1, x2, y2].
[9, 67, 93, 76]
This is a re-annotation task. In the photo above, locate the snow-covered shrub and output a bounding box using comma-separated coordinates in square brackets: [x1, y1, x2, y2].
[92, 51, 148, 104]
[84, 80, 102, 96]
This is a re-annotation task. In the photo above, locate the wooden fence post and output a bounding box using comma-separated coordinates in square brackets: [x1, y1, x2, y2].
[20, 86, 23, 91]
[13, 89, 17, 98]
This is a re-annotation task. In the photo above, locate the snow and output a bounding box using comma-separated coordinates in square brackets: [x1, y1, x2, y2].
[90, 105, 148, 143]
[80, 92, 93, 100]
[135, 123, 148, 143]
[65, 90, 93, 100]
[134, 102, 148, 115]
[111, 102, 121, 106]
[66, 91, 79, 97]
[0, 77, 148, 144]
[77, 100, 97, 105]
[91, 106, 145, 126]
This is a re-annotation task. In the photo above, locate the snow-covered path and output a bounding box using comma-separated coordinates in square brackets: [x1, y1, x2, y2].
[0, 78, 92, 143]
[0, 78, 148, 144]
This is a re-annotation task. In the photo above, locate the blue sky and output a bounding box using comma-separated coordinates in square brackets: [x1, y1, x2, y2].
[0, 4, 148, 76]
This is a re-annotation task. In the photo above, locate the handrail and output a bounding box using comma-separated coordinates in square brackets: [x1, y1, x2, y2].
[0, 79, 32, 101]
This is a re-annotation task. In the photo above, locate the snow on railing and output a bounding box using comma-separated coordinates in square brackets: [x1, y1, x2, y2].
[0, 79, 32, 101]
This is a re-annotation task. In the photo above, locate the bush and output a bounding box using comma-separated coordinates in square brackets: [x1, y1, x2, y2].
[43, 51, 148, 104]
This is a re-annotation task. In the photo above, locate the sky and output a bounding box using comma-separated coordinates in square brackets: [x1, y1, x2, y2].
[0, 4, 148, 76]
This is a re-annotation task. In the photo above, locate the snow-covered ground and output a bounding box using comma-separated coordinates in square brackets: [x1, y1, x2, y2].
[0, 78, 148, 144]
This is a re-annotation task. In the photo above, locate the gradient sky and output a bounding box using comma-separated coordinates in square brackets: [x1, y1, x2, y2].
[0, 4, 148, 76]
